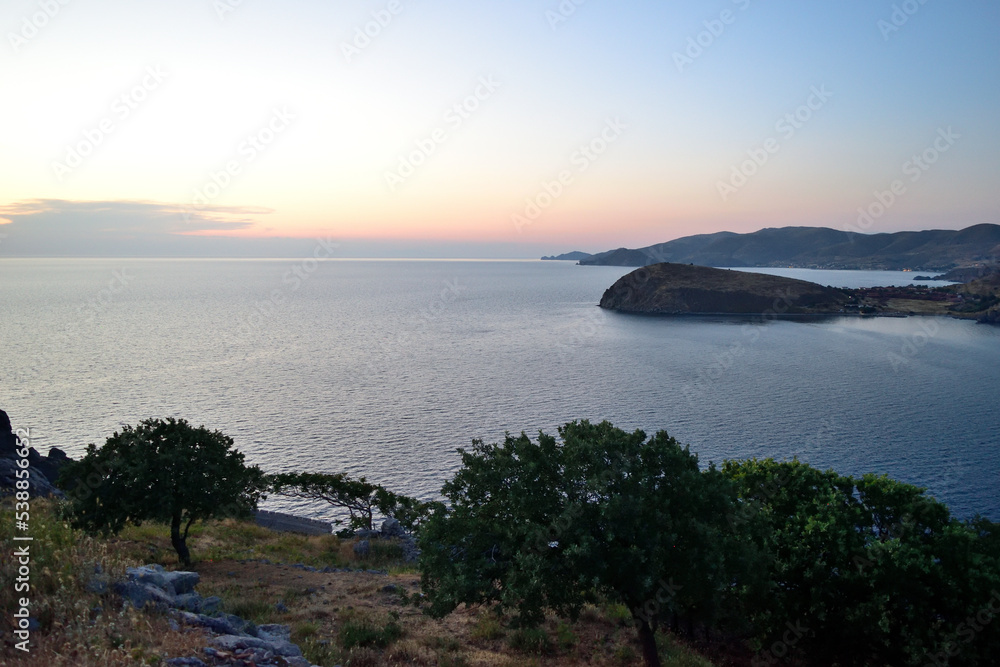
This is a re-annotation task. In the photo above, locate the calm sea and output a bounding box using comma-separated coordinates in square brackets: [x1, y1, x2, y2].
[1, 259, 997, 522]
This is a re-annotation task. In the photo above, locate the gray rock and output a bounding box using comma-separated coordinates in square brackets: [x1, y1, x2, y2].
[257, 624, 292, 641]
[380, 517, 405, 538]
[165, 658, 206, 667]
[212, 634, 303, 657]
[163, 570, 200, 595]
[0, 458, 64, 498]
[126, 565, 173, 593]
[400, 535, 421, 563]
[355, 528, 380, 539]
[200, 596, 222, 615]
[114, 581, 174, 609]
[32, 447, 71, 487]
[172, 593, 202, 612]
[353, 539, 370, 557]
[174, 611, 245, 636]
[0, 409, 17, 458]
[126, 565, 200, 597]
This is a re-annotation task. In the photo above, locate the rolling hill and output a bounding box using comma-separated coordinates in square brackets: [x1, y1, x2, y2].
[579, 224, 1000, 271]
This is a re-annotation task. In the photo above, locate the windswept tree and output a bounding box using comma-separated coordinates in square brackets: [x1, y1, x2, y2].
[60, 418, 264, 566]
[268, 471, 440, 533]
[419, 420, 747, 667]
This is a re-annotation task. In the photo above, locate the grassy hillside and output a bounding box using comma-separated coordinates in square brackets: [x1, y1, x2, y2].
[0, 500, 717, 667]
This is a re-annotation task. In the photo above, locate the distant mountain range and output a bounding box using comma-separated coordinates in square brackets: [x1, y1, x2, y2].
[577, 224, 1000, 271]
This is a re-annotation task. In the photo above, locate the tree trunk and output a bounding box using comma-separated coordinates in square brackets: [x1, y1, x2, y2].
[170, 512, 192, 566]
[636, 618, 661, 667]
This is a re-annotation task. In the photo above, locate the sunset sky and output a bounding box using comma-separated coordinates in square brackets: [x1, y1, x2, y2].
[1, 0, 998, 257]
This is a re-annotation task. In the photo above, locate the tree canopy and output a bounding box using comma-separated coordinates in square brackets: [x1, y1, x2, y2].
[418, 422, 1000, 666]
[419, 420, 746, 667]
[722, 458, 1000, 666]
[60, 417, 264, 566]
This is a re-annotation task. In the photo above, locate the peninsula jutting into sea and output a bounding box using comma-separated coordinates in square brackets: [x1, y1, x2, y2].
[597, 262, 1000, 323]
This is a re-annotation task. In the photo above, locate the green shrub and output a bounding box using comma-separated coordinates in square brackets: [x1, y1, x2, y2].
[338, 614, 403, 649]
[506, 626, 551, 654]
[469, 614, 504, 641]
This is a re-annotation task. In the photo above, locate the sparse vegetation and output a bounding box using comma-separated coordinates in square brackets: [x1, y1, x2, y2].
[337, 610, 404, 649]
[2, 499, 718, 666]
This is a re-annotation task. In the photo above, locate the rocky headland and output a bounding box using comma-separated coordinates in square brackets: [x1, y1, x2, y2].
[599, 263, 848, 315]
[599, 263, 1000, 322]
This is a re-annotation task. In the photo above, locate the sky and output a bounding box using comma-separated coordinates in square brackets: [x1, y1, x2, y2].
[1, 0, 998, 257]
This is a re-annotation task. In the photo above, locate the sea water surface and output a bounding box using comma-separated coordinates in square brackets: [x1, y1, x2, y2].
[1, 259, 997, 522]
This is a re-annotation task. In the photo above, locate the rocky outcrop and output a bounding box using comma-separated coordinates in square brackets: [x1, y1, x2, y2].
[0, 409, 70, 498]
[978, 305, 1000, 324]
[108, 563, 321, 667]
[0, 409, 19, 458]
[600, 263, 848, 315]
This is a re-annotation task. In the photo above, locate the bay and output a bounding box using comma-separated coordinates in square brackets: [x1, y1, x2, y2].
[1, 258, 997, 522]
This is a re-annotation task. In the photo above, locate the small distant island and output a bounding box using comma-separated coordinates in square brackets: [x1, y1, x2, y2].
[541, 251, 592, 261]
[600, 263, 1000, 323]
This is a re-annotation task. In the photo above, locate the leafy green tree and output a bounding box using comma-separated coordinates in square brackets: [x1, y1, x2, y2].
[268, 472, 439, 533]
[419, 420, 745, 667]
[723, 459, 1000, 665]
[59, 418, 264, 566]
